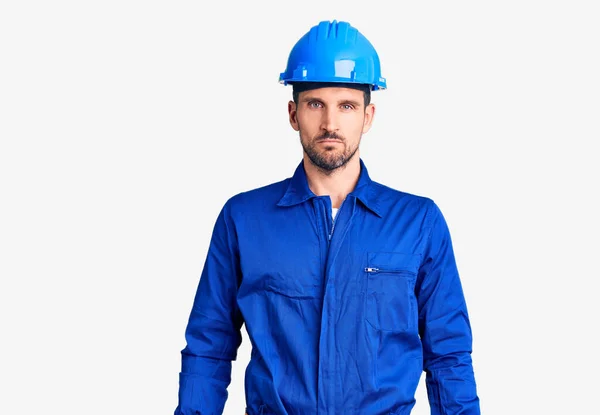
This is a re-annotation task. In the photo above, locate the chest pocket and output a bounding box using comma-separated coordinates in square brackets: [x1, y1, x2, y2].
[365, 251, 421, 332]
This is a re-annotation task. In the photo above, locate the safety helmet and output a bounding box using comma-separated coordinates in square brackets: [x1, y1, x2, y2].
[279, 20, 386, 91]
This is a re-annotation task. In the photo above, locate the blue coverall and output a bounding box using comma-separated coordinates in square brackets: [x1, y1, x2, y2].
[175, 158, 480, 415]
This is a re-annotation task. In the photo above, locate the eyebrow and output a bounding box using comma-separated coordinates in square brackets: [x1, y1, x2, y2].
[301, 96, 362, 108]
[339, 99, 362, 108]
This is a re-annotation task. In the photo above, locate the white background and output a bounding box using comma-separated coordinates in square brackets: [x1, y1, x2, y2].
[1, 1, 599, 414]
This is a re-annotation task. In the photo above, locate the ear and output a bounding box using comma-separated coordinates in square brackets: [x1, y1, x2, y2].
[288, 100, 299, 131]
[362, 103, 376, 134]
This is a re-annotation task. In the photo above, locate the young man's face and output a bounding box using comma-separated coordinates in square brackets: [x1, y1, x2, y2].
[288, 86, 375, 173]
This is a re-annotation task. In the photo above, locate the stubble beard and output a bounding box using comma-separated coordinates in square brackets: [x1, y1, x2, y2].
[300, 133, 360, 175]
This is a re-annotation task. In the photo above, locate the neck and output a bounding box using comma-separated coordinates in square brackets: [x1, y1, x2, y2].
[303, 154, 361, 208]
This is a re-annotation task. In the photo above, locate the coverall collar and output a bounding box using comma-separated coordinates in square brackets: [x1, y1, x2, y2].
[276, 157, 382, 217]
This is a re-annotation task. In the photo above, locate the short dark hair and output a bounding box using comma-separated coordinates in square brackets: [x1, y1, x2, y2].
[292, 82, 371, 108]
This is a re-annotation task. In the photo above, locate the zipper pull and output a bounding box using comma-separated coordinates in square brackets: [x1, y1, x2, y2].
[365, 267, 379, 273]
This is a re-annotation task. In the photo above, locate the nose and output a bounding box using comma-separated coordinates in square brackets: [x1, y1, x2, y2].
[320, 106, 339, 133]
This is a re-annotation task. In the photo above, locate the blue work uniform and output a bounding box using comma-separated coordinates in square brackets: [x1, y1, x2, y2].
[175, 158, 480, 415]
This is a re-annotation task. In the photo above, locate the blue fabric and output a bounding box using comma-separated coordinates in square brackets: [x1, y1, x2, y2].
[175, 158, 480, 415]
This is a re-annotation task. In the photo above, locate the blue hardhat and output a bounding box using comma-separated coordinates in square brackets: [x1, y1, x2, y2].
[279, 20, 387, 91]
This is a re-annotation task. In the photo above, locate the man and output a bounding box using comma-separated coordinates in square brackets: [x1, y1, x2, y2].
[174, 20, 480, 415]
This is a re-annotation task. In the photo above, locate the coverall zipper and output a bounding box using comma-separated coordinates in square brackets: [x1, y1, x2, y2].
[364, 267, 414, 275]
[329, 198, 346, 241]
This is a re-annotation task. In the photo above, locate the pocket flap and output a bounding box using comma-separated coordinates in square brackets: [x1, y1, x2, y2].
[265, 272, 321, 299]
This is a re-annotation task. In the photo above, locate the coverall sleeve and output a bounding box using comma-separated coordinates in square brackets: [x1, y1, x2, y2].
[174, 201, 244, 415]
[417, 201, 480, 415]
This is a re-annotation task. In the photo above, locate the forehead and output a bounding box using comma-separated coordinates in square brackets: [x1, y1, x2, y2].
[299, 86, 364, 102]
